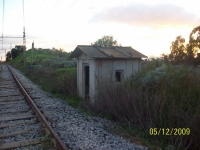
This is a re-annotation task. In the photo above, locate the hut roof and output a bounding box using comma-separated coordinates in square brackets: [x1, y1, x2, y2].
[69, 45, 147, 59]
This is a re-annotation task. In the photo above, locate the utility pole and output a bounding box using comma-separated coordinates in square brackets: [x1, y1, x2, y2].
[5, 49, 6, 61]
[32, 41, 34, 64]
[0, 49, 6, 61]
[23, 27, 26, 67]
[10, 43, 12, 59]
[1, 0, 4, 62]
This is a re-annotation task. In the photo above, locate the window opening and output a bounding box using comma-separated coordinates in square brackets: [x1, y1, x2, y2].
[115, 70, 123, 82]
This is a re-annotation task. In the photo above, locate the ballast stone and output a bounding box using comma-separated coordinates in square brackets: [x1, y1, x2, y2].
[9, 65, 148, 150]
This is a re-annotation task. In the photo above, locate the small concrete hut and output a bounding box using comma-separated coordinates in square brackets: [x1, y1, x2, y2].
[69, 45, 147, 100]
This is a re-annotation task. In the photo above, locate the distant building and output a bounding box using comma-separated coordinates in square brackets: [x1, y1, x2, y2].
[69, 45, 147, 101]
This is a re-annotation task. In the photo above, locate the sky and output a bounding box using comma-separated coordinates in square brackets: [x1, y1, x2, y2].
[0, 0, 200, 61]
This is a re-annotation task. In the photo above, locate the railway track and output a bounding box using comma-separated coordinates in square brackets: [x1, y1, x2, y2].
[0, 65, 67, 150]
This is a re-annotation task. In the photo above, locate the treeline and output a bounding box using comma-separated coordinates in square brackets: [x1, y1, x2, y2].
[6, 46, 72, 61]
[6, 45, 24, 60]
[163, 25, 200, 65]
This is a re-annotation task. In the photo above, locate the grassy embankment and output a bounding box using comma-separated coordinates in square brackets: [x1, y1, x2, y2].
[7, 49, 200, 149]
[8, 49, 80, 107]
[7, 49, 160, 149]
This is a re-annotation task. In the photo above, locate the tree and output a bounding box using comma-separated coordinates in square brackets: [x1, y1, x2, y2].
[188, 25, 200, 56]
[12, 45, 24, 59]
[185, 26, 200, 65]
[6, 45, 24, 60]
[6, 52, 12, 61]
[164, 25, 200, 65]
[91, 36, 119, 47]
[169, 35, 187, 64]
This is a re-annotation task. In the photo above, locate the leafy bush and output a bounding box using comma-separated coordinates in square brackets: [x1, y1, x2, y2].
[28, 64, 43, 70]
[82, 61, 200, 149]
[26, 66, 77, 96]
[40, 57, 76, 68]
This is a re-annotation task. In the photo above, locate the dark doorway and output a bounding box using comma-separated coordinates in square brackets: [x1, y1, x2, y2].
[85, 66, 89, 99]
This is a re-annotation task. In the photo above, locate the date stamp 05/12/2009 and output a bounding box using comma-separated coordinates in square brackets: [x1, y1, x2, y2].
[149, 128, 190, 136]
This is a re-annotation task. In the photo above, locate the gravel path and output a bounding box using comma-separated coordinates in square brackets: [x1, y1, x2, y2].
[4, 65, 148, 150]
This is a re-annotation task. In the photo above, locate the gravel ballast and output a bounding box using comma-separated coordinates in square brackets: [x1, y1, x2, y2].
[0, 65, 44, 150]
[3, 65, 148, 150]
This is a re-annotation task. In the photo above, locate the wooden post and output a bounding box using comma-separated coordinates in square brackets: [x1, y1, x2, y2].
[10, 44, 12, 59]
[23, 27, 26, 67]
[5, 49, 6, 61]
[32, 41, 34, 64]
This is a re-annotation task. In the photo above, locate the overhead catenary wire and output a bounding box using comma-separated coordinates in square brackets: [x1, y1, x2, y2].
[54, 0, 78, 21]
[2, 0, 4, 37]
[0, 0, 25, 61]
[32, 0, 78, 39]
[22, 0, 25, 38]
[1, 0, 4, 49]
[22, 0, 25, 27]
[31, 0, 59, 39]
[22, 0, 26, 42]
[0, 0, 5, 60]
[0, 1, 24, 39]
[22, 0, 26, 67]
[48, 0, 61, 14]
[34, 0, 46, 16]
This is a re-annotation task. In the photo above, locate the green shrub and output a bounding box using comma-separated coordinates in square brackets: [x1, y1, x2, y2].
[39, 57, 76, 68]
[26, 66, 77, 96]
[82, 63, 200, 149]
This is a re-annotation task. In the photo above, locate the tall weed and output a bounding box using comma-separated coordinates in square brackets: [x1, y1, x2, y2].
[82, 62, 200, 149]
[26, 66, 77, 96]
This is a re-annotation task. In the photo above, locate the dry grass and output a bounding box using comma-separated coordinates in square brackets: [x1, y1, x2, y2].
[81, 63, 200, 149]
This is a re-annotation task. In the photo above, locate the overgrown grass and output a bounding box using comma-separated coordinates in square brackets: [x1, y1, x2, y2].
[10, 49, 76, 69]
[8, 49, 80, 108]
[8, 51, 200, 149]
[24, 66, 79, 106]
[81, 61, 200, 150]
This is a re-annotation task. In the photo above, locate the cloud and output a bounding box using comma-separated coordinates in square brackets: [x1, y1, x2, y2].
[89, 3, 200, 28]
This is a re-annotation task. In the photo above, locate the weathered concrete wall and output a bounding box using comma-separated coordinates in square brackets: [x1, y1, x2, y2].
[96, 59, 141, 82]
[89, 59, 96, 102]
[77, 53, 96, 100]
[77, 54, 141, 100]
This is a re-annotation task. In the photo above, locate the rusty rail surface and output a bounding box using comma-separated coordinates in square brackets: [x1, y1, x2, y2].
[7, 65, 67, 150]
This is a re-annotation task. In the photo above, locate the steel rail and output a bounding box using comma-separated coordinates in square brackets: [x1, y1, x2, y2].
[6, 65, 67, 150]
